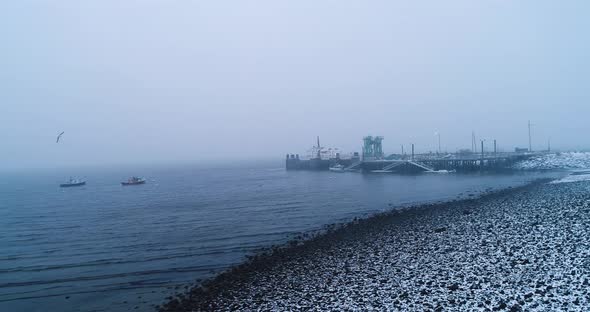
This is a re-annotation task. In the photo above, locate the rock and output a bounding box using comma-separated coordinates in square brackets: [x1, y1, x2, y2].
[448, 283, 460, 291]
[495, 301, 507, 310]
[523, 293, 533, 299]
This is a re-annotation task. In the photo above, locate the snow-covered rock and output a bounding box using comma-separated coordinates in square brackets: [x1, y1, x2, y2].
[514, 152, 590, 170]
[551, 170, 590, 184]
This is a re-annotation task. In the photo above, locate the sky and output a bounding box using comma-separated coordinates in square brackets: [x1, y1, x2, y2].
[1, 0, 589, 169]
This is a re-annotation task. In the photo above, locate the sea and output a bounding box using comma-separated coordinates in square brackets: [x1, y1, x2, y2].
[0, 161, 562, 312]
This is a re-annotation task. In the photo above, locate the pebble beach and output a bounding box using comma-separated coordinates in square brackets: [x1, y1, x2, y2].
[159, 175, 590, 311]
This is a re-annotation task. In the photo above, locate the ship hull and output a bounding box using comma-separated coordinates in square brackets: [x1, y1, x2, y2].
[121, 180, 146, 186]
[60, 182, 86, 187]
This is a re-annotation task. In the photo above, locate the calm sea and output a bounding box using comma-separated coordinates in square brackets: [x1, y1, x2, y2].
[0, 161, 559, 311]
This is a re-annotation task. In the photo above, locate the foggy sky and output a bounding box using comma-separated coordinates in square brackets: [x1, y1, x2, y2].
[1, 0, 589, 169]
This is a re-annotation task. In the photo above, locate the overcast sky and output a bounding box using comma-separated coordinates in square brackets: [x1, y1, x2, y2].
[1, 0, 589, 169]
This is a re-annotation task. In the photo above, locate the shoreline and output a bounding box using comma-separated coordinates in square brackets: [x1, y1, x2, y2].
[157, 177, 582, 311]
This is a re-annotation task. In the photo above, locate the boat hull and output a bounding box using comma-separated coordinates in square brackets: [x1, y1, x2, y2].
[121, 181, 146, 186]
[60, 182, 86, 187]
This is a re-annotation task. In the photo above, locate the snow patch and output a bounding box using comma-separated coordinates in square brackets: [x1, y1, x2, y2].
[550, 170, 590, 184]
[514, 152, 590, 170]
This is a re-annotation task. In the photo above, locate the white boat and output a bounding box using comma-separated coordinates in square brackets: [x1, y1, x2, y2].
[60, 177, 86, 187]
[329, 164, 345, 172]
[423, 169, 456, 174]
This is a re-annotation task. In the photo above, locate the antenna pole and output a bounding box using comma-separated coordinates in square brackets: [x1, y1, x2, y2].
[528, 120, 532, 152]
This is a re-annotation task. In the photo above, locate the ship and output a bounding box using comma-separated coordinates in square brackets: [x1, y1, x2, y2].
[286, 136, 359, 171]
[60, 178, 86, 188]
[121, 177, 146, 186]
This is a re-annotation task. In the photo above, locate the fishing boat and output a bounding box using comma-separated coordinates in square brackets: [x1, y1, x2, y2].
[60, 178, 86, 188]
[329, 164, 345, 172]
[121, 177, 146, 186]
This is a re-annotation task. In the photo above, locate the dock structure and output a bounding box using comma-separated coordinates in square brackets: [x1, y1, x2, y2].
[359, 153, 534, 173]
[288, 153, 537, 173]
[286, 136, 542, 173]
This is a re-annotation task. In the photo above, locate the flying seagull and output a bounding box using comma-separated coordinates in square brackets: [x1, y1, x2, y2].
[56, 131, 65, 143]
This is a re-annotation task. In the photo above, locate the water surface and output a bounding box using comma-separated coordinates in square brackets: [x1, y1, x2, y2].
[0, 162, 560, 311]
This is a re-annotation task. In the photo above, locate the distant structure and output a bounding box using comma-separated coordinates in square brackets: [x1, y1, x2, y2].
[309, 136, 330, 170]
[529, 120, 533, 152]
[285, 153, 300, 170]
[313, 136, 322, 159]
[286, 137, 360, 171]
[458, 149, 472, 156]
[286, 136, 540, 172]
[362, 136, 384, 160]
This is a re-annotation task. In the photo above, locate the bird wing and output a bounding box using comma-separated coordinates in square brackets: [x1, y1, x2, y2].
[56, 131, 65, 143]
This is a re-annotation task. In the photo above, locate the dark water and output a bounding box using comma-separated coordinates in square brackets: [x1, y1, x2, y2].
[0, 162, 560, 312]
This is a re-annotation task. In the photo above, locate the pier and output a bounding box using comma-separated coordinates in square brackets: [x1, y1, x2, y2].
[286, 136, 542, 173]
[357, 153, 535, 173]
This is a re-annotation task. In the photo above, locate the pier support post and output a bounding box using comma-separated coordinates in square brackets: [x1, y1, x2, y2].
[411, 144, 415, 161]
[494, 140, 497, 157]
[481, 141, 484, 169]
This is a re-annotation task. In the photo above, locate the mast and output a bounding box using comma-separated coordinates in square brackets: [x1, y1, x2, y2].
[316, 136, 321, 159]
[471, 131, 477, 154]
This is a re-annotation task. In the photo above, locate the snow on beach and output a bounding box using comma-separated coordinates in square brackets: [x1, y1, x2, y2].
[160, 181, 590, 312]
[514, 152, 590, 170]
[551, 170, 590, 184]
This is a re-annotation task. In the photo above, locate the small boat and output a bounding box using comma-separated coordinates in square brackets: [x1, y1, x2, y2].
[423, 169, 456, 174]
[121, 177, 146, 186]
[60, 178, 86, 188]
[329, 164, 345, 172]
